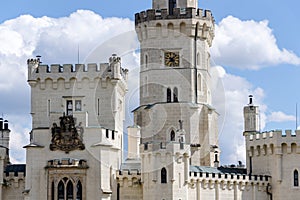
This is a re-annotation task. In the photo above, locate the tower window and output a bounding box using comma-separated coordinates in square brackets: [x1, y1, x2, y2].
[169, 0, 177, 15]
[167, 88, 172, 103]
[161, 167, 167, 183]
[145, 55, 148, 68]
[170, 130, 175, 141]
[173, 87, 178, 102]
[294, 170, 299, 187]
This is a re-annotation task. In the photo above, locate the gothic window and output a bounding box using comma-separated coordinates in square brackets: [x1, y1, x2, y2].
[294, 170, 299, 187]
[58, 180, 64, 200]
[55, 178, 83, 200]
[77, 181, 82, 200]
[173, 87, 178, 102]
[161, 167, 167, 183]
[67, 181, 74, 199]
[169, 0, 177, 15]
[167, 88, 172, 103]
[170, 130, 175, 141]
[51, 182, 55, 200]
[198, 74, 202, 92]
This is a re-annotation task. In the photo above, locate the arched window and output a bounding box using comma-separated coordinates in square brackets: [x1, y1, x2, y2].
[144, 25, 148, 39]
[167, 23, 174, 36]
[198, 74, 202, 92]
[180, 22, 186, 35]
[58, 181, 64, 200]
[67, 181, 74, 199]
[156, 23, 162, 36]
[197, 52, 201, 66]
[170, 130, 175, 141]
[76, 181, 82, 200]
[145, 54, 148, 68]
[294, 170, 299, 187]
[51, 182, 55, 200]
[161, 168, 167, 183]
[167, 88, 172, 103]
[173, 87, 178, 102]
[55, 178, 82, 200]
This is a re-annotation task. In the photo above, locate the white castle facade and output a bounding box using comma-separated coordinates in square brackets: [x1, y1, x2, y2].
[0, 0, 299, 199]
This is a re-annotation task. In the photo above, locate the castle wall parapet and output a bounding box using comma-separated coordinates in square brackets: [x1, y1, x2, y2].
[116, 170, 141, 187]
[189, 171, 270, 190]
[27, 55, 129, 89]
[247, 130, 300, 146]
[135, 8, 214, 25]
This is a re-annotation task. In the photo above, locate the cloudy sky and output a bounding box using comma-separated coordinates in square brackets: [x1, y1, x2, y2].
[0, 0, 299, 165]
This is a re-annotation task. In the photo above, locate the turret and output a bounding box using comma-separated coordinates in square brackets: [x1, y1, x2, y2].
[0, 118, 10, 149]
[243, 95, 260, 136]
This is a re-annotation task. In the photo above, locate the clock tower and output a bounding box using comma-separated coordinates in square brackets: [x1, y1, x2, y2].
[134, 0, 218, 199]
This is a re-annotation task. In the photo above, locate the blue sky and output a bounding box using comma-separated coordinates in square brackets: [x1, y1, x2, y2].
[0, 0, 300, 164]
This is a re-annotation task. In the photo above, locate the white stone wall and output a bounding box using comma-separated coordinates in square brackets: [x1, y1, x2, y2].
[246, 130, 300, 200]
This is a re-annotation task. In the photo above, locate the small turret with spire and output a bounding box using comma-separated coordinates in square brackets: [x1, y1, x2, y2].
[243, 95, 260, 136]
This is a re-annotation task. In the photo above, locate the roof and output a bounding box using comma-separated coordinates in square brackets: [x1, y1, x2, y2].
[190, 166, 247, 175]
[5, 164, 26, 176]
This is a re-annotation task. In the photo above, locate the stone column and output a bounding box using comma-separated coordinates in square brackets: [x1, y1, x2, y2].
[215, 181, 219, 200]
[184, 154, 189, 182]
[252, 184, 256, 200]
[196, 180, 201, 200]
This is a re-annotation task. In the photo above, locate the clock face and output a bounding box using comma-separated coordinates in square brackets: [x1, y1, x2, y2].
[165, 52, 180, 67]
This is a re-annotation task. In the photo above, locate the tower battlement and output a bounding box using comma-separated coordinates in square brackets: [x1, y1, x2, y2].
[247, 130, 300, 146]
[189, 172, 270, 191]
[135, 8, 214, 25]
[27, 54, 128, 88]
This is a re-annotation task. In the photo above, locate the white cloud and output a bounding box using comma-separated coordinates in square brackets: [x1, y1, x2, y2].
[211, 66, 266, 164]
[0, 10, 298, 167]
[212, 16, 300, 69]
[267, 111, 295, 123]
[0, 10, 137, 163]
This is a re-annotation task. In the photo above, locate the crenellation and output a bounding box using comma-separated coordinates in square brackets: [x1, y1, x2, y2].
[135, 8, 214, 25]
[27, 55, 128, 90]
[188, 172, 270, 189]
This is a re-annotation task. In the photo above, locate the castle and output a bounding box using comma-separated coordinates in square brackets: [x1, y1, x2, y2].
[0, 0, 299, 199]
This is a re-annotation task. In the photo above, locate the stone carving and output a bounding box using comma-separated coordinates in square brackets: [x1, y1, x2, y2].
[50, 115, 85, 153]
